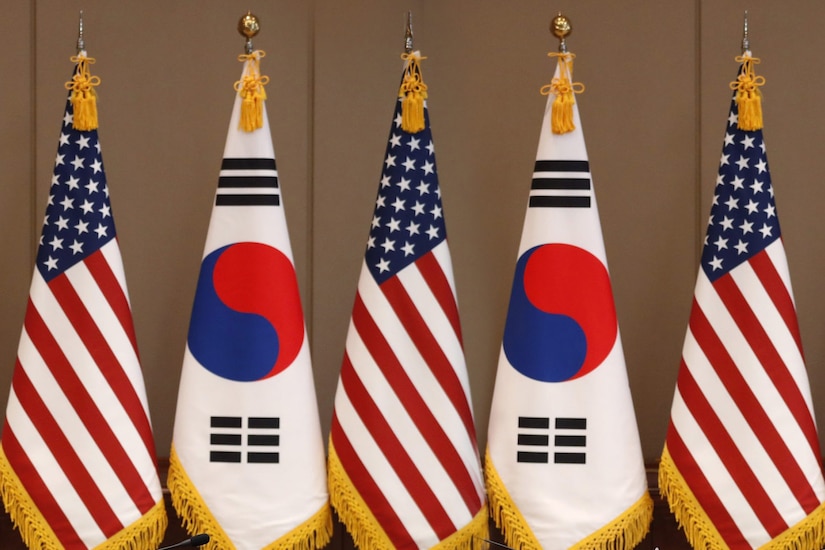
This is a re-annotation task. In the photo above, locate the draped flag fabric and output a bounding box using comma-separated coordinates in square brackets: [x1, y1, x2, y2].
[327, 51, 488, 550]
[167, 51, 331, 550]
[659, 54, 825, 550]
[0, 54, 167, 549]
[485, 54, 653, 550]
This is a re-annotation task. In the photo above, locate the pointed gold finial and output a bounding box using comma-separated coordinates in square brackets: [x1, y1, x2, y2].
[404, 11, 414, 53]
[551, 12, 571, 53]
[238, 11, 260, 54]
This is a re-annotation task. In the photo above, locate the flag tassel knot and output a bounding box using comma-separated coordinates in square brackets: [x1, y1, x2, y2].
[541, 52, 585, 135]
[169, 446, 332, 550]
[660, 445, 825, 550]
[235, 51, 269, 132]
[399, 52, 428, 134]
[0, 446, 167, 550]
[730, 53, 765, 131]
[485, 449, 653, 550]
[329, 440, 488, 550]
[65, 53, 100, 131]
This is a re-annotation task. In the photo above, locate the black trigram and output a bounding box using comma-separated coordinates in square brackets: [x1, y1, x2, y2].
[215, 158, 280, 207]
[554, 417, 586, 464]
[209, 416, 280, 464]
[529, 160, 591, 209]
[516, 416, 549, 463]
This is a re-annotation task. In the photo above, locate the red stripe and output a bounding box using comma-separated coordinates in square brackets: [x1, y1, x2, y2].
[47, 273, 156, 459]
[676, 358, 787, 535]
[84, 249, 140, 356]
[330, 412, 415, 549]
[2, 427, 85, 549]
[748, 250, 803, 354]
[416, 251, 463, 345]
[379, 276, 477, 445]
[25, 300, 156, 512]
[352, 293, 482, 512]
[10, 365, 123, 536]
[665, 426, 750, 549]
[690, 298, 821, 512]
[713, 272, 822, 473]
[339, 353, 457, 539]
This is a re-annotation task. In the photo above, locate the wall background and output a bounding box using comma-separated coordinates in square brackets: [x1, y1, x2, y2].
[2, 1, 824, 476]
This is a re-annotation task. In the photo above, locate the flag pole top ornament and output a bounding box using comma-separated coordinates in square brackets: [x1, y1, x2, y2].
[76, 10, 85, 53]
[238, 11, 260, 55]
[404, 10, 414, 54]
[551, 12, 571, 54]
[730, 10, 764, 131]
[741, 10, 750, 53]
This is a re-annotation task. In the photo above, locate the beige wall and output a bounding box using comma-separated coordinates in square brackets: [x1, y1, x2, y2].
[2, 1, 823, 466]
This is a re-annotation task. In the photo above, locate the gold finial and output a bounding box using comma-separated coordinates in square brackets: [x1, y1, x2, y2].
[551, 13, 571, 53]
[404, 11, 414, 54]
[238, 11, 260, 54]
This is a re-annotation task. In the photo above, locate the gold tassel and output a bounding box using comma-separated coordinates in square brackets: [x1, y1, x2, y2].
[235, 51, 269, 132]
[399, 52, 428, 133]
[540, 52, 585, 135]
[730, 53, 765, 131]
[65, 54, 100, 131]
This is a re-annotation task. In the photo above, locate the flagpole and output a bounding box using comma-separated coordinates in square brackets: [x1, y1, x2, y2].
[76, 10, 85, 52]
[404, 10, 413, 53]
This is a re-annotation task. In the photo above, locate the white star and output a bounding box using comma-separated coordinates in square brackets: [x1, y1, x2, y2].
[76, 135, 91, 150]
[764, 204, 776, 218]
[385, 154, 396, 168]
[387, 218, 401, 232]
[741, 135, 755, 150]
[720, 153, 730, 166]
[80, 199, 95, 214]
[716, 174, 725, 186]
[380, 237, 395, 253]
[755, 159, 767, 174]
[426, 225, 440, 240]
[734, 240, 749, 255]
[49, 235, 64, 250]
[730, 176, 745, 190]
[735, 155, 749, 171]
[44, 256, 59, 271]
[750, 179, 764, 194]
[60, 196, 75, 210]
[421, 160, 435, 175]
[63, 112, 73, 126]
[406, 221, 420, 235]
[380, 175, 392, 188]
[725, 196, 739, 211]
[759, 223, 773, 238]
[389, 134, 402, 148]
[402, 242, 415, 256]
[709, 256, 724, 271]
[55, 153, 65, 166]
[723, 133, 735, 146]
[59, 133, 70, 146]
[376, 258, 391, 273]
[416, 182, 430, 195]
[367, 236, 376, 249]
[720, 216, 734, 230]
[391, 197, 405, 212]
[707, 214, 714, 226]
[94, 223, 108, 238]
[371, 215, 381, 229]
[760, 141, 766, 153]
[402, 157, 416, 171]
[66, 175, 80, 190]
[86, 179, 99, 194]
[376, 195, 386, 208]
[412, 201, 426, 216]
[714, 236, 728, 250]
[55, 216, 69, 231]
[745, 199, 759, 214]
[397, 177, 411, 191]
[426, 141, 435, 155]
[739, 220, 753, 234]
[51, 174, 61, 186]
[70, 155, 85, 170]
[712, 194, 719, 206]
[430, 205, 442, 219]
[408, 136, 420, 150]
[727, 112, 738, 126]
[75, 220, 89, 234]
[70, 240, 84, 255]
[394, 113, 403, 128]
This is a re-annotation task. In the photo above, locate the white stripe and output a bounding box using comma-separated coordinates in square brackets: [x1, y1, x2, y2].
[5, 387, 106, 548]
[532, 171, 591, 179]
[670, 388, 769, 547]
[219, 169, 278, 178]
[333, 375, 439, 547]
[681, 327, 806, 519]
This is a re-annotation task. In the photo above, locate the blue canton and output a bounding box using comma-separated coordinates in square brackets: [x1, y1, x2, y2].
[365, 99, 446, 284]
[701, 92, 779, 282]
[36, 96, 115, 282]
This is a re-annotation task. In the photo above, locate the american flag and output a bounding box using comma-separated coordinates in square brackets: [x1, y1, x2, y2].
[0, 71, 166, 549]
[328, 58, 487, 550]
[660, 62, 825, 549]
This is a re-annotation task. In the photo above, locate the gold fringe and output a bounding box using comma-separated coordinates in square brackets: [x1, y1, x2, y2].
[329, 439, 488, 549]
[234, 51, 270, 132]
[399, 52, 429, 134]
[0, 444, 167, 550]
[540, 52, 585, 135]
[65, 53, 101, 131]
[169, 445, 331, 550]
[486, 447, 652, 550]
[660, 445, 825, 550]
[730, 53, 765, 131]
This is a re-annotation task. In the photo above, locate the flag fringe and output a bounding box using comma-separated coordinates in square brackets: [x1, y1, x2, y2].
[541, 52, 585, 135]
[329, 440, 487, 550]
[484, 449, 543, 549]
[235, 51, 269, 132]
[66, 53, 100, 131]
[0, 445, 167, 550]
[486, 449, 652, 550]
[730, 53, 765, 131]
[660, 445, 825, 550]
[399, 52, 428, 134]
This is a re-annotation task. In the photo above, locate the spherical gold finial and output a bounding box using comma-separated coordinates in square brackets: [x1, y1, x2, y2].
[238, 12, 260, 39]
[551, 13, 571, 40]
